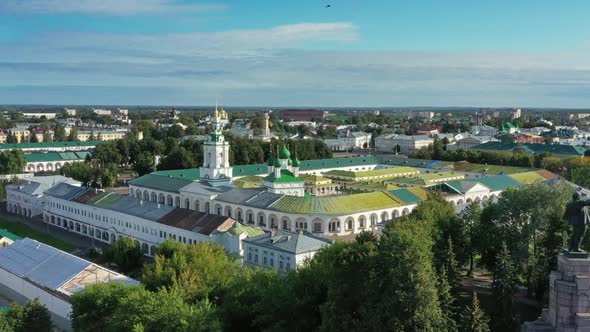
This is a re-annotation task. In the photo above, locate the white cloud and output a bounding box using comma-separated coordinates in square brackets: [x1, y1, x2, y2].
[0, 22, 588, 107]
[0, 0, 225, 16]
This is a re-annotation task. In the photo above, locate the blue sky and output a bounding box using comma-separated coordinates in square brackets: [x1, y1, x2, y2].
[0, 0, 589, 107]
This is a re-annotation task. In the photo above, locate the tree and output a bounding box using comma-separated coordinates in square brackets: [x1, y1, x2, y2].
[459, 292, 490, 332]
[100, 163, 119, 188]
[459, 201, 482, 275]
[17, 298, 53, 332]
[66, 126, 78, 141]
[53, 124, 66, 141]
[157, 147, 196, 171]
[94, 141, 122, 165]
[442, 237, 462, 293]
[29, 133, 38, 143]
[0, 150, 26, 175]
[88, 130, 96, 141]
[61, 162, 93, 186]
[438, 269, 457, 332]
[492, 243, 519, 332]
[71, 282, 138, 331]
[103, 237, 143, 274]
[143, 241, 239, 303]
[134, 152, 156, 176]
[42, 131, 52, 142]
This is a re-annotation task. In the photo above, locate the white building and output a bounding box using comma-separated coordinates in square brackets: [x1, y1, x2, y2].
[243, 230, 333, 271]
[92, 108, 112, 116]
[471, 125, 499, 137]
[446, 136, 499, 151]
[6, 176, 80, 217]
[43, 183, 254, 257]
[375, 134, 434, 154]
[64, 108, 76, 116]
[22, 112, 58, 119]
[200, 107, 233, 186]
[0, 238, 138, 330]
[324, 131, 371, 151]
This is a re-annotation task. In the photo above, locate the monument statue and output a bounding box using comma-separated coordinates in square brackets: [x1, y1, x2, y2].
[564, 192, 590, 253]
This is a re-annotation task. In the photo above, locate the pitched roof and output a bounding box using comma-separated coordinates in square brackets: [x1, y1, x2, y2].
[225, 222, 265, 237]
[389, 188, 425, 204]
[0, 238, 138, 295]
[6, 176, 80, 196]
[128, 173, 194, 193]
[0, 140, 101, 150]
[243, 230, 333, 254]
[475, 175, 521, 191]
[158, 210, 234, 236]
[270, 191, 403, 214]
[25, 151, 91, 163]
[264, 169, 304, 183]
[473, 142, 587, 156]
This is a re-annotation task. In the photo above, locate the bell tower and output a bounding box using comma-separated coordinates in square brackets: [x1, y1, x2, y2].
[200, 105, 232, 186]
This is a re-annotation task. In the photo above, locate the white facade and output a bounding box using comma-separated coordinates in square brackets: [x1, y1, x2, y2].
[22, 112, 57, 119]
[92, 108, 112, 116]
[375, 134, 434, 154]
[200, 108, 233, 185]
[6, 176, 80, 217]
[471, 125, 499, 137]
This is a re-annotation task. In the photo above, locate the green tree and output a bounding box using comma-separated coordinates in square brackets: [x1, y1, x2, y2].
[157, 147, 196, 171]
[0, 150, 26, 175]
[16, 298, 53, 332]
[71, 282, 138, 331]
[103, 237, 143, 274]
[61, 162, 93, 186]
[460, 201, 482, 276]
[88, 130, 96, 141]
[134, 152, 156, 176]
[491, 243, 519, 332]
[29, 133, 38, 143]
[67, 126, 79, 141]
[100, 163, 119, 188]
[442, 237, 462, 292]
[42, 131, 52, 142]
[438, 269, 457, 332]
[0, 311, 13, 332]
[143, 241, 239, 303]
[94, 141, 122, 165]
[459, 292, 490, 332]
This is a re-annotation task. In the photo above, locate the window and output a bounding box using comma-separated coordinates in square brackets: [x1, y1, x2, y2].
[255, 255, 258, 263]
[263, 256, 267, 265]
[286, 263, 291, 270]
[248, 253, 252, 261]
[280, 261, 283, 269]
[270, 258, 274, 267]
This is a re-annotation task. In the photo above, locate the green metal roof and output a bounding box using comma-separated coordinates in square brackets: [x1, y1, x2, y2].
[473, 142, 586, 156]
[0, 229, 22, 241]
[324, 166, 418, 179]
[224, 222, 265, 237]
[0, 140, 102, 150]
[264, 169, 304, 183]
[25, 151, 91, 162]
[91, 192, 124, 208]
[475, 175, 521, 191]
[128, 173, 194, 193]
[271, 191, 402, 214]
[388, 188, 423, 205]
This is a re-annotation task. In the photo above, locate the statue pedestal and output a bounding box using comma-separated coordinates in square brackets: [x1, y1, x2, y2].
[523, 253, 590, 332]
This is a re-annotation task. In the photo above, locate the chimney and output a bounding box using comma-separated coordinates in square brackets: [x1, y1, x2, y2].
[157, 203, 161, 209]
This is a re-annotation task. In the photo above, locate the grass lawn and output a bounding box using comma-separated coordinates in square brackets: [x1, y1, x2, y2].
[0, 218, 76, 252]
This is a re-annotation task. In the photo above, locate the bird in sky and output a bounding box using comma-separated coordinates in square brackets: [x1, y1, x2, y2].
[326, 4, 331, 8]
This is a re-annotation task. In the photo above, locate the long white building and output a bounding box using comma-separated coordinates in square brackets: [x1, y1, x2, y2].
[6, 176, 80, 217]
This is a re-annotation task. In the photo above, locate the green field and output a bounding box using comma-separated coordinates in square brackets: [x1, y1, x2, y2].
[0, 218, 76, 252]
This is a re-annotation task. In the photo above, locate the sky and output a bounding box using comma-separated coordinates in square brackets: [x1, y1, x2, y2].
[0, 0, 589, 107]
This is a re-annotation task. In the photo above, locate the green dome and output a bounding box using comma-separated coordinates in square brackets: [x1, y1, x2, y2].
[274, 158, 282, 167]
[287, 158, 292, 166]
[292, 155, 300, 167]
[278, 144, 291, 159]
[266, 155, 275, 166]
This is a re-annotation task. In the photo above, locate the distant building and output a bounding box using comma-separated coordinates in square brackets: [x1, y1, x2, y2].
[499, 122, 520, 134]
[471, 125, 498, 137]
[64, 108, 76, 116]
[24, 151, 91, 173]
[473, 141, 587, 158]
[0, 141, 100, 153]
[0, 229, 21, 247]
[323, 131, 371, 151]
[21, 112, 58, 119]
[446, 136, 499, 151]
[375, 134, 434, 154]
[242, 230, 333, 271]
[6, 176, 81, 217]
[281, 109, 327, 122]
[0, 238, 139, 330]
[511, 108, 522, 119]
[9, 128, 30, 143]
[415, 111, 435, 119]
[92, 108, 112, 116]
[515, 133, 544, 144]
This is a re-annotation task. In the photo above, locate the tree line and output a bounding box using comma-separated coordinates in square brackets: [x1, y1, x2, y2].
[0, 298, 53, 332]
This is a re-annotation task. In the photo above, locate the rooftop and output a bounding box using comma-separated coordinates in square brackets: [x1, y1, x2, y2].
[243, 230, 333, 255]
[0, 238, 138, 297]
[0, 140, 101, 150]
[25, 151, 91, 163]
[6, 176, 80, 196]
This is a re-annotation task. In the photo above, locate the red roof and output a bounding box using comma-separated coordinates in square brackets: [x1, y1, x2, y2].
[158, 209, 234, 236]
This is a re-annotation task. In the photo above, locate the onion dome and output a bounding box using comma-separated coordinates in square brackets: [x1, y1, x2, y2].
[274, 157, 282, 168]
[278, 144, 291, 159]
[287, 158, 292, 166]
[292, 155, 301, 167]
[266, 155, 275, 166]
